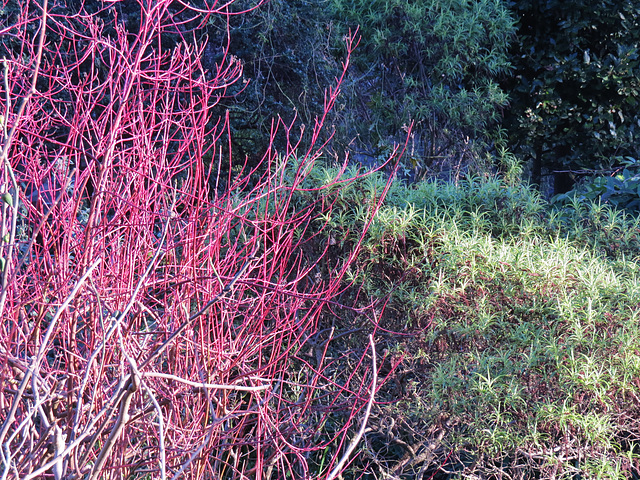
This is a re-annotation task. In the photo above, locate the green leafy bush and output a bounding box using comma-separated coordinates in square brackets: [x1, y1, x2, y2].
[329, 0, 516, 176]
[504, 0, 640, 187]
[553, 157, 640, 212]
[551, 200, 640, 262]
[295, 168, 640, 478]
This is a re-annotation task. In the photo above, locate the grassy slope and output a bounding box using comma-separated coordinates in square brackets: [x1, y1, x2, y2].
[300, 165, 640, 479]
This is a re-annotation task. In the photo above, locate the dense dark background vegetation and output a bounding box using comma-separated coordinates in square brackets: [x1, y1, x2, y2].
[214, 0, 640, 204]
[504, 0, 640, 202]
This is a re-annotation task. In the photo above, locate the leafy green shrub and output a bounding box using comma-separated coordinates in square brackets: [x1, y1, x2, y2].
[504, 0, 640, 187]
[552, 157, 640, 212]
[550, 199, 640, 262]
[200, 0, 518, 178]
[384, 174, 548, 239]
[270, 163, 640, 478]
[329, 0, 516, 176]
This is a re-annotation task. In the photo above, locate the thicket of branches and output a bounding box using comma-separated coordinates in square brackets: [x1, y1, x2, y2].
[0, 1, 401, 478]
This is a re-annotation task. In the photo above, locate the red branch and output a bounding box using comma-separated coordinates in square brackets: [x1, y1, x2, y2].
[0, 2, 404, 479]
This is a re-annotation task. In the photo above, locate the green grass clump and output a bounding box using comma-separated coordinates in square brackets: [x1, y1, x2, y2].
[293, 164, 640, 478]
[550, 196, 640, 262]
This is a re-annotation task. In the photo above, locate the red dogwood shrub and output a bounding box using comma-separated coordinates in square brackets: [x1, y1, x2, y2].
[0, 1, 404, 478]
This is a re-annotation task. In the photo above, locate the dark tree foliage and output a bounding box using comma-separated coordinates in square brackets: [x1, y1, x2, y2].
[504, 0, 640, 191]
[208, 0, 341, 165]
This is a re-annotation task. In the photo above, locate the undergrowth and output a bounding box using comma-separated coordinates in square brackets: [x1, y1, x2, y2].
[287, 163, 640, 479]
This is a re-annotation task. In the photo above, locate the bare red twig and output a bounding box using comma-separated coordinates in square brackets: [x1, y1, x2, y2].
[0, 0, 48, 318]
[0, 2, 403, 479]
